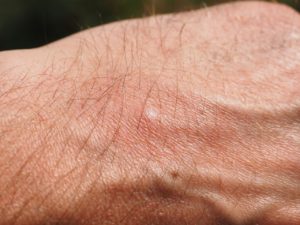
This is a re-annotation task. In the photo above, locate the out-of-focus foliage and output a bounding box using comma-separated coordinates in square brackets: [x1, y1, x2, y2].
[0, 0, 299, 50]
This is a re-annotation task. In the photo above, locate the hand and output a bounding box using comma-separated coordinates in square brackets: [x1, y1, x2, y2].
[0, 1, 299, 224]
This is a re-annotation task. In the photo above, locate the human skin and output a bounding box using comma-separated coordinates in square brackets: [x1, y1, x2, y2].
[0, 1, 299, 224]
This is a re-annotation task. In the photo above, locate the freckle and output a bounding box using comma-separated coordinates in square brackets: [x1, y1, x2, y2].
[171, 171, 179, 179]
[146, 108, 159, 120]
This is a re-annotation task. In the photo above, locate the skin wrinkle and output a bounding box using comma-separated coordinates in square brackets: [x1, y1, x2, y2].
[68, 67, 296, 223]
[50, 168, 87, 223]
[5, 123, 60, 224]
[56, 68, 127, 163]
[0, 1, 300, 225]
[33, 73, 131, 223]
[66, 178, 222, 225]
[52, 27, 298, 221]
[0, 52, 96, 223]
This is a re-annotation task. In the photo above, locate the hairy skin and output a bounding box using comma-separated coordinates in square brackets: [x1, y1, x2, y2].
[0, 1, 300, 224]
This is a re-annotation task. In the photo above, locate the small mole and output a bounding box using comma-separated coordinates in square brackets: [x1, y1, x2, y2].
[170, 171, 179, 179]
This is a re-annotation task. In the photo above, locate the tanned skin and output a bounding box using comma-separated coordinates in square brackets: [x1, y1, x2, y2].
[0, 1, 299, 225]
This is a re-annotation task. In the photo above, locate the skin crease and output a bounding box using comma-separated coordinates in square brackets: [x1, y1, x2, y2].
[0, 1, 300, 224]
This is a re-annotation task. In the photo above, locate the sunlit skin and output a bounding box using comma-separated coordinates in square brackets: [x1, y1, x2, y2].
[0, 1, 299, 224]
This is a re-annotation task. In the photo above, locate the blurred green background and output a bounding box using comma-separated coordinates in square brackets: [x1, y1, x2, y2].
[0, 0, 299, 50]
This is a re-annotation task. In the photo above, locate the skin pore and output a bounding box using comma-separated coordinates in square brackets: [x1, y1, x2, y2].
[0, 1, 299, 224]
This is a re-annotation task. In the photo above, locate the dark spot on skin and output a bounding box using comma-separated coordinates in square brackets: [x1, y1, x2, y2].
[170, 171, 179, 179]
